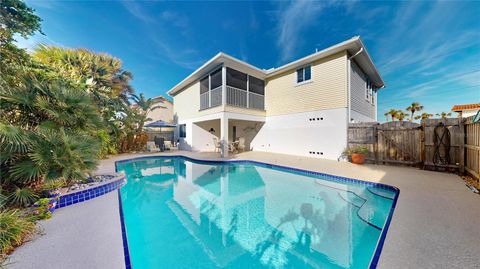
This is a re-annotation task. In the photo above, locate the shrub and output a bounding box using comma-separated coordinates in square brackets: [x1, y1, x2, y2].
[97, 130, 117, 158]
[344, 146, 369, 155]
[0, 210, 36, 255]
[7, 188, 38, 207]
[34, 198, 52, 220]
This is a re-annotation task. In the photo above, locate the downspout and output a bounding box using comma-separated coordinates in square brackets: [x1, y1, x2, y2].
[347, 48, 364, 123]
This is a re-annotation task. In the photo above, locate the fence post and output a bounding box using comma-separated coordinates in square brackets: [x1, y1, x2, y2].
[420, 119, 425, 168]
[459, 118, 465, 174]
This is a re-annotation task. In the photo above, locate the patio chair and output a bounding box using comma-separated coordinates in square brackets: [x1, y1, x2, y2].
[154, 137, 165, 152]
[213, 138, 221, 152]
[228, 141, 239, 153]
[164, 141, 172, 150]
[237, 137, 246, 152]
[146, 141, 160, 152]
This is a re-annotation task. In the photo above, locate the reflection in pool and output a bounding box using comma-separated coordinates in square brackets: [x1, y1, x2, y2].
[117, 157, 397, 269]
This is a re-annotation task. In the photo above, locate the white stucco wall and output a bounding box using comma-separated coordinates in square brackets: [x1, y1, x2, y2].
[250, 108, 348, 160]
[178, 120, 219, 152]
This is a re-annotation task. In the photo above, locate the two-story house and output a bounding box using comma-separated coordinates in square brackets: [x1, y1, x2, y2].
[168, 36, 384, 159]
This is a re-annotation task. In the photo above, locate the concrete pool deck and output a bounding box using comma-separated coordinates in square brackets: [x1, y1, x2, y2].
[8, 151, 480, 269]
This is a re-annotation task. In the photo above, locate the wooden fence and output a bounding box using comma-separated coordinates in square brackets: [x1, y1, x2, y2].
[464, 116, 480, 180]
[348, 116, 480, 181]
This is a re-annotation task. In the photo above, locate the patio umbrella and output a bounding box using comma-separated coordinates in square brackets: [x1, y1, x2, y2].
[145, 120, 177, 128]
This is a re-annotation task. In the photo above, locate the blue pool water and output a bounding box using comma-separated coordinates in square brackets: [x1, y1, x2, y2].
[117, 157, 398, 269]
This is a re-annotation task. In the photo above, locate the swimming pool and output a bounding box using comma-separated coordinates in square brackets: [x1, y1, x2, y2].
[116, 157, 399, 269]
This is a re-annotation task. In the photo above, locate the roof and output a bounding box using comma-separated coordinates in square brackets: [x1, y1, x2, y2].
[150, 95, 172, 104]
[451, 103, 480, 112]
[167, 36, 385, 96]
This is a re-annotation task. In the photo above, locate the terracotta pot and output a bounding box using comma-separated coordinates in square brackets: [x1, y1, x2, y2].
[351, 153, 365, 164]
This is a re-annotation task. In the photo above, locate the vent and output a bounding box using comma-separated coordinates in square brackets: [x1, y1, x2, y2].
[308, 117, 324, 121]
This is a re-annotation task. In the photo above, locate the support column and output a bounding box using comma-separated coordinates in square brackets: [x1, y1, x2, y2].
[208, 74, 211, 108]
[220, 115, 229, 158]
[222, 66, 227, 107]
[246, 75, 250, 108]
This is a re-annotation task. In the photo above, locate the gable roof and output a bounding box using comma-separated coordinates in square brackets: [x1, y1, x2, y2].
[168, 36, 384, 96]
[151, 95, 173, 104]
[451, 103, 480, 112]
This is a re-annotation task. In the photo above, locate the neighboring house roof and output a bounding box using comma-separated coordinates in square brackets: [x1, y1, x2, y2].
[451, 103, 480, 112]
[151, 95, 173, 104]
[130, 95, 172, 109]
[168, 36, 384, 96]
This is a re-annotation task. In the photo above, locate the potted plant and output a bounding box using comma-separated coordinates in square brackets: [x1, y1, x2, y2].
[344, 146, 369, 164]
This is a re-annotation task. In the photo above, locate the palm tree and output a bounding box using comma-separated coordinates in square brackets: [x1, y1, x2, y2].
[396, 111, 409, 121]
[414, 112, 433, 121]
[406, 102, 424, 122]
[1, 76, 101, 205]
[129, 93, 166, 132]
[387, 109, 399, 121]
[384, 112, 389, 122]
[32, 45, 135, 106]
[436, 112, 452, 119]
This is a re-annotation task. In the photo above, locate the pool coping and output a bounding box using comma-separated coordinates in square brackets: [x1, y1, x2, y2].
[115, 155, 400, 269]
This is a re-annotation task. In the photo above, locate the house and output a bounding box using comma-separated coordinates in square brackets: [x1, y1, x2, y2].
[451, 103, 480, 118]
[144, 95, 174, 124]
[167, 36, 384, 159]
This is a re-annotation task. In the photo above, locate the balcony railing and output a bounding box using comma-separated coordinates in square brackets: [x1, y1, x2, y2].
[226, 86, 265, 110]
[249, 92, 264, 110]
[200, 86, 222, 110]
[200, 91, 209, 110]
[211, 86, 222, 107]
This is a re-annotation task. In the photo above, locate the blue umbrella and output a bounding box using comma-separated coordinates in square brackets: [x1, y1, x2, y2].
[145, 120, 177, 128]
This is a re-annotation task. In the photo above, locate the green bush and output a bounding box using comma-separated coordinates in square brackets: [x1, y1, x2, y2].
[7, 188, 38, 207]
[34, 198, 52, 220]
[0, 210, 36, 254]
[344, 146, 369, 155]
[97, 130, 117, 158]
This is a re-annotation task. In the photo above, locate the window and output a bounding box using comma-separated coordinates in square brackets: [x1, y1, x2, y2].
[365, 79, 372, 101]
[296, 65, 311, 83]
[249, 76, 265, 95]
[179, 124, 186, 138]
[227, 68, 247, 90]
[365, 78, 376, 104]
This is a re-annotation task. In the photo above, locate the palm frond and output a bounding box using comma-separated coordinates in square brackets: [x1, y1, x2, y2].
[9, 159, 45, 184]
[0, 123, 31, 154]
[7, 188, 38, 207]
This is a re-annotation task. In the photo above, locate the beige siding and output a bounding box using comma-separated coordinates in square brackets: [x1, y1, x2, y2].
[173, 82, 223, 121]
[145, 99, 174, 123]
[350, 61, 375, 120]
[265, 52, 348, 116]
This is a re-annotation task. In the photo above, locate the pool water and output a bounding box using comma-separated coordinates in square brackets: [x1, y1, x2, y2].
[117, 157, 398, 269]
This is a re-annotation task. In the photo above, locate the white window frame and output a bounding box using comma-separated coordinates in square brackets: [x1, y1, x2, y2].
[295, 65, 312, 86]
[365, 79, 372, 103]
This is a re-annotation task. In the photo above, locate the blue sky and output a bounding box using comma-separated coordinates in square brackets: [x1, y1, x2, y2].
[18, 0, 480, 120]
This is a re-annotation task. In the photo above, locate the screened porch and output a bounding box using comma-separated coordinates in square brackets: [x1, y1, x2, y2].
[200, 67, 265, 111]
